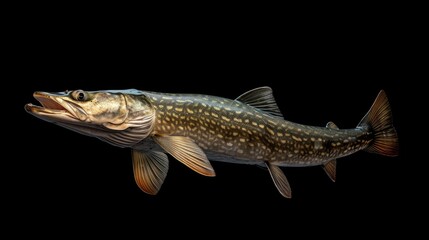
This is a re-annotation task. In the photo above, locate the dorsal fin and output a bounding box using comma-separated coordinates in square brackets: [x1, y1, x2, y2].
[235, 86, 284, 119]
[326, 121, 339, 129]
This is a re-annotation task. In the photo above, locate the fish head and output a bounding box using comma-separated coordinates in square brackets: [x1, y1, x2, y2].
[25, 89, 156, 147]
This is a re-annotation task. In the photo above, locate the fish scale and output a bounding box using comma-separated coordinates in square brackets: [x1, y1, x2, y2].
[144, 92, 373, 166]
[145, 93, 275, 161]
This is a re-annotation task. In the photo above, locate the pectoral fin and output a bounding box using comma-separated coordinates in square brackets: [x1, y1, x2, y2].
[265, 162, 291, 198]
[322, 159, 336, 182]
[154, 135, 215, 177]
[132, 150, 169, 195]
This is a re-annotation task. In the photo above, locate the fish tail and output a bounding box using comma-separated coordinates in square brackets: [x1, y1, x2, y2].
[357, 90, 399, 156]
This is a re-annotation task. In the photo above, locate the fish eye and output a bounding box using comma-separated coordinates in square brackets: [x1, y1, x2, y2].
[72, 90, 88, 101]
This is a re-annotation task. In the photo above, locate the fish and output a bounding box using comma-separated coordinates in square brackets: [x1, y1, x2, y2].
[24, 87, 399, 198]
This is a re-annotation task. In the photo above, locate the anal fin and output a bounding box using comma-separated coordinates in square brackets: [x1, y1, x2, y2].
[265, 162, 291, 198]
[322, 159, 336, 182]
[132, 150, 169, 195]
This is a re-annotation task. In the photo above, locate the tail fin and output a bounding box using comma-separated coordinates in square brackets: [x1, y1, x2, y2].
[358, 90, 399, 156]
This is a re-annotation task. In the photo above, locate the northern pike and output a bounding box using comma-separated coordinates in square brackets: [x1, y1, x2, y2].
[25, 87, 398, 198]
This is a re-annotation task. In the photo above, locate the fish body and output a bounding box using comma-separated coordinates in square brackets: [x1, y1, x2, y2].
[25, 87, 398, 198]
[141, 91, 371, 166]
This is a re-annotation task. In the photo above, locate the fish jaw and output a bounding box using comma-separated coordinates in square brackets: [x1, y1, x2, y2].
[25, 91, 83, 124]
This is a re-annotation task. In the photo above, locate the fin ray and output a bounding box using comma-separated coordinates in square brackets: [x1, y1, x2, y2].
[322, 159, 336, 182]
[235, 86, 284, 119]
[132, 150, 169, 195]
[358, 90, 399, 156]
[265, 162, 291, 198]
[326, 121, 339, 129]
[154, 135, 215, 176]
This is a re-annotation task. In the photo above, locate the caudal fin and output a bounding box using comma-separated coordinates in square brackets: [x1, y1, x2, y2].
[358, 90, 399, 156]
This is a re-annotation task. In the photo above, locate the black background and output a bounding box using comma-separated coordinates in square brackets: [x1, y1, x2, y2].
[5, 10, 410, 237]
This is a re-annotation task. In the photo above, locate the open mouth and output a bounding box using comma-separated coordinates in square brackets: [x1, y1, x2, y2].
[25, 92, 67, 113]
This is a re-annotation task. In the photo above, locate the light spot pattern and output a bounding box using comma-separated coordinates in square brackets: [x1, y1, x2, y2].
[138, 92, 373, 167]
